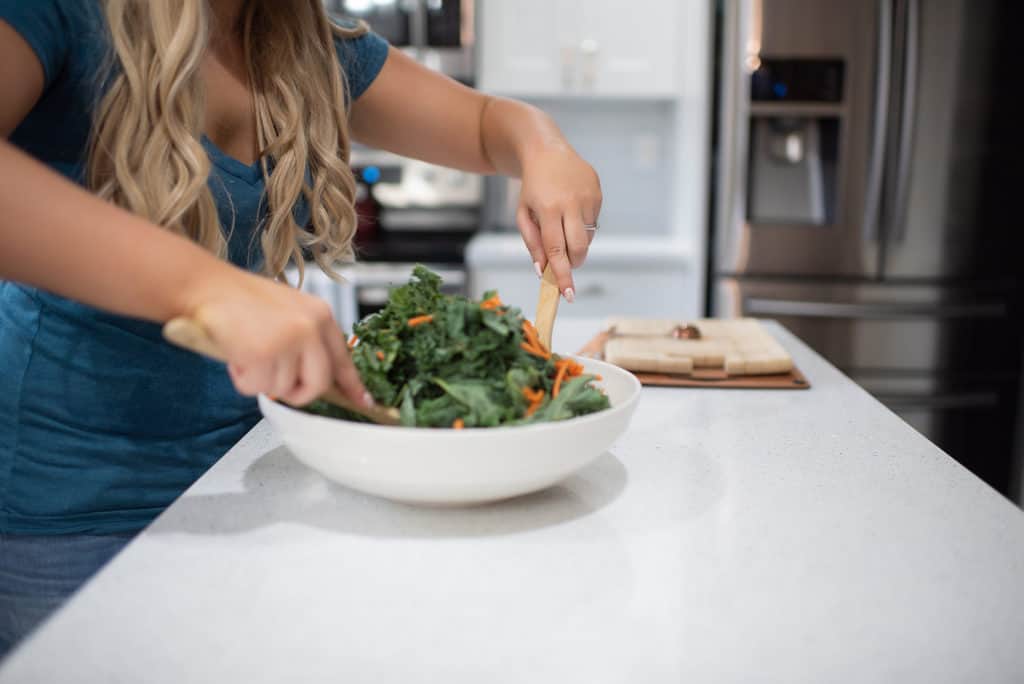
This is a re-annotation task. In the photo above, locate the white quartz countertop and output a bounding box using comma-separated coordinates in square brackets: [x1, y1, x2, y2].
[3, 321, 1024, 683]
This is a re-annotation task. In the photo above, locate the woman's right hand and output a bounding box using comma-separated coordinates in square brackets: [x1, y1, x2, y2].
[181, 270, 370, 408]
[0, 140, 366, 410]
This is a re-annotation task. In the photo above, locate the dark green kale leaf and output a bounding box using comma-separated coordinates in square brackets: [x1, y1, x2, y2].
[304, 265, 611, 428]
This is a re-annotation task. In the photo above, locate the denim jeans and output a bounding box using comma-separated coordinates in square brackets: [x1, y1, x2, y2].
[0, 531, 134, 661]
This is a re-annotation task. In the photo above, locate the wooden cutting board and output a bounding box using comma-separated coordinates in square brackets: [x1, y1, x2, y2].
[577, 321, 811, 390]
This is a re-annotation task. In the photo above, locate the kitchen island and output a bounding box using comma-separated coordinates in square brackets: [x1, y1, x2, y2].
[2, 321, 1023, 682]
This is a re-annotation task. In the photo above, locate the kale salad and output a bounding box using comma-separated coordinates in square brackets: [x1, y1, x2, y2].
[305, 266, 610, 428]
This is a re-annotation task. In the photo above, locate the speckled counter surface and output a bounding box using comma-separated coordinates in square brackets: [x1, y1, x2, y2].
[3, 321, 1023, 683]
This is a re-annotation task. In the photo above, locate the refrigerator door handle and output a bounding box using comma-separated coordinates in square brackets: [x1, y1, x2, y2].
[862, 0, 894, 243]
[745, 298, 1007, 320]
[890, 0, 919, 244]
[713, 0, 753, 274]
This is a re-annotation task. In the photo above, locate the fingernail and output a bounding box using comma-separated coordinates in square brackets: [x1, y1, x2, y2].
[362, 391, 375, 408]
[533, 262, 543, 279]
[564, 287, 575, 303]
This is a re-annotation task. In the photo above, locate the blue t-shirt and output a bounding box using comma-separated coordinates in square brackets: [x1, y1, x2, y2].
[0, 1, 388, 534]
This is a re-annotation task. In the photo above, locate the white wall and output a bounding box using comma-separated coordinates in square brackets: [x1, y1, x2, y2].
[472, 0, 714, 319]
[505, 99, 677, 236]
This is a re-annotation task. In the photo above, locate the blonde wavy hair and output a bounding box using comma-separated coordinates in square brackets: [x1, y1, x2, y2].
[87, 0, 363, 284]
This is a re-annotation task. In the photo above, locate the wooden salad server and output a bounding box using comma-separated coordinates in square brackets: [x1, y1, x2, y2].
[162, 317, 401, 426]
[534, 264, 561, 351]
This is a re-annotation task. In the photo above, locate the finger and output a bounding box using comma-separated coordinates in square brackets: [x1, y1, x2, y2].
[271, 350, 300, 401]
[228, 360, 275, 397]
[516, 204, 546, 278]
[562, 200, 589, 268]
[322, 322, 373, 408]
[282, 341, 331, 406]
[538, 208, 575, 300]
[583, 197, 601, 246]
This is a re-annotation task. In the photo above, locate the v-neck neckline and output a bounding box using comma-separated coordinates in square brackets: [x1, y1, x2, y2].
[201, 135, 263, 184]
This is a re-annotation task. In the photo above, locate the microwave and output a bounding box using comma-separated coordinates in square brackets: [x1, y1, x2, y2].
[325, 0, 474, 83]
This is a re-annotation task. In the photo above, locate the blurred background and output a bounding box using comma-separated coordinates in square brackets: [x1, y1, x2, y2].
[308, 0, 1024, 504]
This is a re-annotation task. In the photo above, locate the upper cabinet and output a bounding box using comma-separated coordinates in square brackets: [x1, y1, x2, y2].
[477, 0, 562, 95]
[478, 0, 680, 97]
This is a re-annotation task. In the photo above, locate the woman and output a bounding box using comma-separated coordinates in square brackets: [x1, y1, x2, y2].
[0, 0, 601, 656]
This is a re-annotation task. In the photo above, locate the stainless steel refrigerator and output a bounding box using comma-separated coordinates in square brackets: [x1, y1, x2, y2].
[711, 0, 1023, 493]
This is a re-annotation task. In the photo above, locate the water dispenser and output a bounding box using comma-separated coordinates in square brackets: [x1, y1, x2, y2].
[746, 59, 843, 226]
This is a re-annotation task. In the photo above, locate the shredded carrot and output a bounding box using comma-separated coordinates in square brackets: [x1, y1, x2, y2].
[480, 294, 503, 310]
[453, 418, 465, 430]
[521, 387, 544, 403]
[552, 360, 570, 398]
[520, 321, 553, 359]
[407, 314, 434, 327]
[522, 320, 551, 357]
[375, 350, 385, 361]
[529, 345, 552, 360]
[594, 374, 603, 381]
[520, 341, 551, 359]
[522, 320, 539, 344]
[548, 358, 584, 377]
[521, 386, 546, 417]
[347, 335, 358, 349]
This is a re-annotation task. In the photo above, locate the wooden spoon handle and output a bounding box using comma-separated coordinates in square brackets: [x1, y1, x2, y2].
[162, 317, 401, 426]
[534, 264, 561, 351]
[163, 317, 229, 362]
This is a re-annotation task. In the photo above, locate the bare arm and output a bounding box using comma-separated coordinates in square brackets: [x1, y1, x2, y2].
[0, 22, 209, 319]
[0, 20, 368, 408]
[350, 47, 603, 299]
[0, 139, 229, 321]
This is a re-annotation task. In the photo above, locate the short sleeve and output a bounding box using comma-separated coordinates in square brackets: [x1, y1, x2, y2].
[0, 0, 73, 89]
[333, 29, 390, 102]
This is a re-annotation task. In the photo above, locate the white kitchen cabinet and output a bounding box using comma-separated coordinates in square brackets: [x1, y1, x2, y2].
[478, 0, 680, 98]
[478, 0, 563, 96]
[466, 234, 695, 320]
[572, 0, 680, 96]
[475, 0, 712, 316]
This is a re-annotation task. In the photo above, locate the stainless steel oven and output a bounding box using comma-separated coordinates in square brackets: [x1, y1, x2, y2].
[319, 1, 481, 318]
[325, 0, 475, 83]
[344, 147, 481, 318]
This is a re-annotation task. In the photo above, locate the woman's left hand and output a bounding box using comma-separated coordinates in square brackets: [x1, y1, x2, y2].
[515, 141, 602, 302]
[348, 54, 601, 299]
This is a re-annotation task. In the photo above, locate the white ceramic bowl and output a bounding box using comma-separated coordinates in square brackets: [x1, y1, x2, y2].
[258, 356, 640, 505]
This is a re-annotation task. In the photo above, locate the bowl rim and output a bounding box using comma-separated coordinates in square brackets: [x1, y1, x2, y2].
[258, 355, 640, 436]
